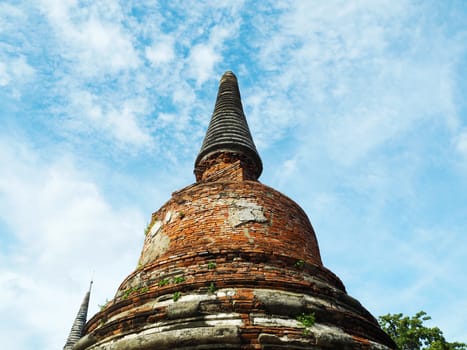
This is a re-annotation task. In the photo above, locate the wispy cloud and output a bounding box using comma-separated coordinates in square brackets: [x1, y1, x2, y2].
[145, 37, 175, 66]
[246, 0, 465, 164]
[455, 129, 467, 160]
[187, 21, 240, 86]
[39, 0, 140, 76]
[66, 90, 153, 148]
[0, 56, 34, 87]
[0, 136, 145, 348]
[0, 1, 250, 157]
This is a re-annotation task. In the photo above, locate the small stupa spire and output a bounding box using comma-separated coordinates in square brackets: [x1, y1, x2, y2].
[63, 281, 93, 350]
[194, 71, 262, 181]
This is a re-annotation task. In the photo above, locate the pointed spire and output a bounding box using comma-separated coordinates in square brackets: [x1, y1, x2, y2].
[64, 281, 92, 350]
[194, 71, 262, 181]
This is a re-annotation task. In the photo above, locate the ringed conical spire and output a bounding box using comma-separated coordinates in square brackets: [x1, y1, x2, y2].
[194, 71, 262, 181]
[63, 281, 92, 350]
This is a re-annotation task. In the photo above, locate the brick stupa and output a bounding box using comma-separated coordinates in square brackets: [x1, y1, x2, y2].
[69, 72, 395, 349]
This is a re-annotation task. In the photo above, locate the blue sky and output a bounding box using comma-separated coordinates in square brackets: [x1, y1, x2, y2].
[1, 1, 466, 348]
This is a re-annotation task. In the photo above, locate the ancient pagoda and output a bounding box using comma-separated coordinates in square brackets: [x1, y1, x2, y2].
[68, 71, 395, 349]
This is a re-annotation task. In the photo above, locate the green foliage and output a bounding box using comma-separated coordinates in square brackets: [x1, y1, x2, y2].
[297, 312, 315, 327]
[173, 276, 185, 284]
[98, 299, 109, 311]
[122, 286, 139, 300]
[208, 282, 216, 293]
[178, 211, 185, 219]
[378, 311, 467, 350]
[144, 222, 151, 236]
[297, 312, 315, 337]
[121, 285, 149, 300]
[295, 259, 305, 268]
[207, 261, 216, 269]
[158, 278, 170, 287]
[173, 291, 181, 302]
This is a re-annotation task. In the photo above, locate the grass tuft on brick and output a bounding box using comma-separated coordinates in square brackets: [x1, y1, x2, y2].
[297, 312, 315, 327]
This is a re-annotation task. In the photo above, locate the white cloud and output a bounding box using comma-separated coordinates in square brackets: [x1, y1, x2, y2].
[244, 86, 297, 150]
[0, 2, 27, 33]
[145, 39, 175, 66]
[39, 0, 139, 76]
[188, 44, 221, 86]
[78, 18, 139, 73]
[349, 225, 467, 339]
[67, 90, 152, 148]
[0, 137, 145, 348]
[156, 112, 177, 127]
[0, 62, 8, 86]
[0, 56, 34, 94]
[248, 0, 464, 165]
[187, 23, 239, 86]
[189, 44, 221, 85]
[455, 129, 467, 159]
[325, 108, 401, 165]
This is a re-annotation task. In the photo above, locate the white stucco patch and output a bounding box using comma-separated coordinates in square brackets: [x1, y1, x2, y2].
[228, 199, 268, 227]
[164, 211, 172, 223]
[140, 232, 170, 265]
[150, 220, 162, 237]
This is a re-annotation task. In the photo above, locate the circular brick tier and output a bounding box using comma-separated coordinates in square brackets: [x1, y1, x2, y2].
[77, 181, 395, 349]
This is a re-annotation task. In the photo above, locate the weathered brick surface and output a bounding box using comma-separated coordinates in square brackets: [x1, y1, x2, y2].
[79, 171, 394, 349]
[137, 179, 322, 269]
[195, 152, 259, 182]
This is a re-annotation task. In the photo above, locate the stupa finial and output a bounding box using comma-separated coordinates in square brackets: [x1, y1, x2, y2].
[194, 71, 262, 181]
[63, 282, 92, 350]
